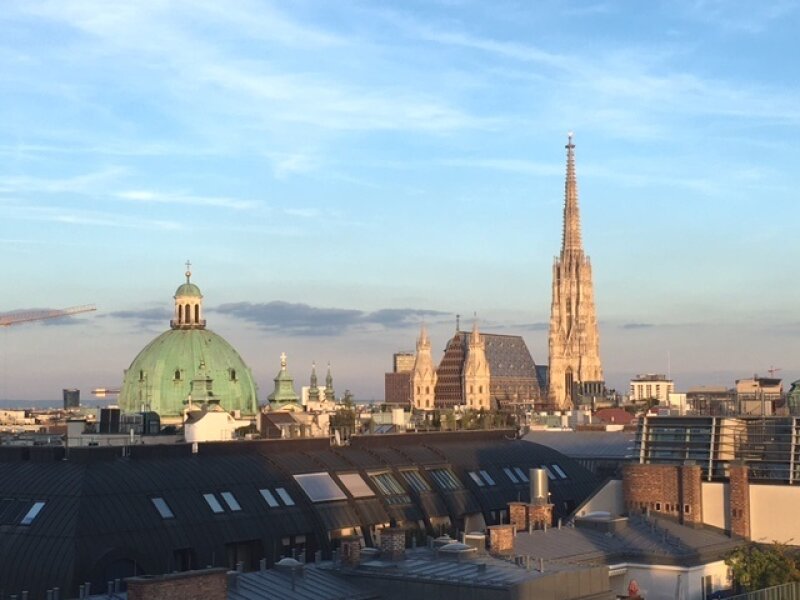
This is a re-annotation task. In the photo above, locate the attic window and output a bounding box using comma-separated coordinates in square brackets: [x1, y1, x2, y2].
[20, 501, 46, 526]
[513, 467, 529, 482]
[540, 465, 557, 480]
[479, 470, 496, 485]
[203, 493, 224, 514]
[275, 487, 295, 506]
[551, 464, 568, 479]
[401, 470, 431, 493]
[220, 491, 241, 512]
[503, 467, 519, 484]
[369, 472, 405, 496]
[428, 468, 463, 491]
[259, 489, 279, 508]
[468, 472, 485, 487]
[151, 497, 174, 519]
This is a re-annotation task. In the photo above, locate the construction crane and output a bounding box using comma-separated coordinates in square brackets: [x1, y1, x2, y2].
[0, 304, 96, 327]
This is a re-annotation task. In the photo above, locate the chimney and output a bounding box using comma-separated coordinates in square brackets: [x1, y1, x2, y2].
[379, 527, 406, 561]
[339, 535, 362, 567]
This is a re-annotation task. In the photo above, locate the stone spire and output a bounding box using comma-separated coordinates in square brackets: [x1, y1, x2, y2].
[547, 134, 604, 410]
[308, 361, 320, 405]
[411, 323, 437, 411]
[562, 132, 583, 255]
[463, 317, 490, 410]
[324, 362, 335, 404]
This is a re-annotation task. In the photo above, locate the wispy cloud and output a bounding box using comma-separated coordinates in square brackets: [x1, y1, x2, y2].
[214, 301, 448, 336]
[2, 202, 184, 231]
[115, 190, 257, 210]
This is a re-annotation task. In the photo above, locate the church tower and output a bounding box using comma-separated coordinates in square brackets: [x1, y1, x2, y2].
[547, 134, 604, 409]
[411, 324, 437, 411]
[463, 318, 491, 411]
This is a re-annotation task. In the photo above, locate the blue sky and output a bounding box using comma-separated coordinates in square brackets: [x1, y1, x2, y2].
[1, 0, 799, 403]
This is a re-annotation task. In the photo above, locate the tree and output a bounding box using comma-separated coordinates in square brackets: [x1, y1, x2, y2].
[726, 542, 800, 592]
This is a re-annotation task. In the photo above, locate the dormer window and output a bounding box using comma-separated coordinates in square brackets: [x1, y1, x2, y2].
[174, 370, 181, 381]
[229, 368, 237, 382]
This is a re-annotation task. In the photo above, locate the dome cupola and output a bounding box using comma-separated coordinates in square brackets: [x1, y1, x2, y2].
[171, 261, 205, 330]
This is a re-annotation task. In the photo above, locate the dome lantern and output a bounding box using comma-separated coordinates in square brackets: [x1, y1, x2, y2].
[171, 260, 206, 330]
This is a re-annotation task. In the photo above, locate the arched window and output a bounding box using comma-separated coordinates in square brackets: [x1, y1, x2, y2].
[139, 370, 145, 381]
[479, 385, 483, 394]
[426, 386, 430, 394]
[194, 304, 200, 322]
[178, 305, 183, 322]
[417, 386, 420, 394]
[174, 370, 181, 380]
[185, 303, 191, 323]
[470, 385, 474, 394]
[230, 368, 236, 381]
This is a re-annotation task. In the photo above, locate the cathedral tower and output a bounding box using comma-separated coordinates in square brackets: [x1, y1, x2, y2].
[463, 318, 491, 411]
[411, 324, 437, 411]
[547, 134, 604, 409]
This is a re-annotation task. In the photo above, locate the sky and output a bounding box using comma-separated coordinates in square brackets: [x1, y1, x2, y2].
[1, 0, 799, 404]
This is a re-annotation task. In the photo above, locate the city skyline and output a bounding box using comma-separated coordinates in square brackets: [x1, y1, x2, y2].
[1, 1, 799, 402]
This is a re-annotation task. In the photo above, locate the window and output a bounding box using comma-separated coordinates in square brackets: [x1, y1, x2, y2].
[20, 501, 45, 526]
[220, 491, 241, 512]
[275, 487, 295, 506]
[370, 472, 405, 496]
[230, 368, 237, 381]
[684, 504, 691, 514]
[513, 467, 529, 482]
[401, 470, 431, 493]
[260, 489, 279, 508]
[151, 497, 174, 519]
[294, 473, 347, 503]
[479, 470, 496, 485]
[503, 467, 519, 484]
[551, 464, 568, 479]
[479, 385, 483, 394]
[540, 465, 556, 480]
[174, 369, 181, 380]
[203, 493, 224, 514]
[428, 468, 463, 491]
[337, 473, 374, 498]
[655, 502, 662, 511]
[468, 472, 485, 487]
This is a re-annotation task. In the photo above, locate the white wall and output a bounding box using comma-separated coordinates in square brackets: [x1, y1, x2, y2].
[610, 561, 730, 600]
[575, 479, 625, 518]
[701, 481, 729, 531]
[750, 484, 800, 544]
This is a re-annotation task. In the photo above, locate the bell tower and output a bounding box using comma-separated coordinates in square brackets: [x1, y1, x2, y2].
[171, 261, 206, 330]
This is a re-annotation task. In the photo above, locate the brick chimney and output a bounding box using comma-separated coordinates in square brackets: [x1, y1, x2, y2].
[487, 524, 514, 555]
[379, 527, 406, 561]
[340, 535, 363, 567]
[729, 463, 750, 540]
[679, 462, 703, 527]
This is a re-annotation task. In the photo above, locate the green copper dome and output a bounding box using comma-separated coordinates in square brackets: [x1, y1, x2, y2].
[119, 328, 258, 418]
[175, 282, 202, 298]
[119, 265, 257, 420]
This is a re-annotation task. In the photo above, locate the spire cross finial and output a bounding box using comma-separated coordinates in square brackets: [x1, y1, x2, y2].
[280, 352, 287, 370]
[185, 259, 192, 283]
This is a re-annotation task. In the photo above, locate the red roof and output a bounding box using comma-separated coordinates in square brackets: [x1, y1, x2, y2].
[594, 407, 634, 425]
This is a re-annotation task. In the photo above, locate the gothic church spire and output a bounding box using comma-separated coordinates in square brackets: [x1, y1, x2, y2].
[562, 132, 583, 255]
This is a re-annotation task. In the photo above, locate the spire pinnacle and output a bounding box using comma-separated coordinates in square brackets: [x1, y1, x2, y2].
[185, 259, 192, 283]
[562, 132, 583, 254]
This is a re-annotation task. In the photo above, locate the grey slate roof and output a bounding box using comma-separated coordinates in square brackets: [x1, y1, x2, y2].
[513, 515, 740, 567]
[0, 430, 600, 600]
[523, 431, 635, 460]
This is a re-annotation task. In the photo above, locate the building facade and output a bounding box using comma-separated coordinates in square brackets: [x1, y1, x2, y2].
[629, 373, 674, 405]
[547, 135, 604, 410]
[411, 325, 437, 410]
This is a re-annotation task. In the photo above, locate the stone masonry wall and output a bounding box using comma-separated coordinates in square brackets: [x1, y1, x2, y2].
[622, 463, 702, 525]
[126, 569, 227, 600]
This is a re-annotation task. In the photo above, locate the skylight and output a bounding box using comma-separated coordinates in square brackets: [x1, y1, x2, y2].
[220, 491, 242, 511]
[429, 468, 463, 491]
[551, 464, 568, 479]
[370, 472, 405, 496]
[275, 487, 295, 506]
[503, 467, 519, 484]
[513, 467, 529, 482]
[294, 473, 348, 503]
[20, 501, 45, 526]
[260, 489, 279, 508]
[203, 493, 224, 514]
[401, 470, 431, 493]
[468, 471, 485, 487]
[337, 473, 375, 498]
[479, 470, 496, 485]
[150, 497, 174, 519]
